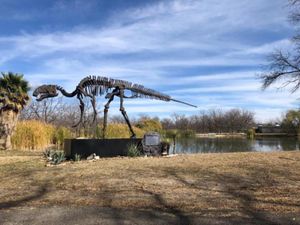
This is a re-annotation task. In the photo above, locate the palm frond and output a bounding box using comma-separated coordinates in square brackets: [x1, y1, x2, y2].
[0, 72, 30, 112]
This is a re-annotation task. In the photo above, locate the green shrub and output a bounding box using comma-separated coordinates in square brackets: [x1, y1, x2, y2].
[101, 123, 145, 138]
[179, 129, 196, 138]
[53, 126, 73, 148]
[247, 128, 255, 139]
[127, 143, 141, 157]
[163, 129, 195, 138]
[95, 125, 102, 139]
[136, 119, 163, 133]
[163, 129, 179, 139]
[74, 153, 81, 162]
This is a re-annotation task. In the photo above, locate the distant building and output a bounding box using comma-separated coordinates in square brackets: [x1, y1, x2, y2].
[255, 124, 282, 133]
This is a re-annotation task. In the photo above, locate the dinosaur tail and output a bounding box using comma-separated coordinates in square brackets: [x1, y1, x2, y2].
[127, 83, 197, 107]
[170, 98, 197, 108]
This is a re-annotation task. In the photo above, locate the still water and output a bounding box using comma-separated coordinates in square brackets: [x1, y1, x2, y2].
[172, 137, 300, 154]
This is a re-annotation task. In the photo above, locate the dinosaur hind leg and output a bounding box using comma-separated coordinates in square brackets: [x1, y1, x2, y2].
[120, 108, 136, 138]
[102, 95, 114, 139]
[119, 90, 136, 138]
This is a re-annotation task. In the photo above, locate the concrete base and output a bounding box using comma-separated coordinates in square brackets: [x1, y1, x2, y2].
[64, 138, 142, 158]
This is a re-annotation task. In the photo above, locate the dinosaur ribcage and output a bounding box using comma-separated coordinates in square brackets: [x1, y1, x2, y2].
[83, 85, 109, 96]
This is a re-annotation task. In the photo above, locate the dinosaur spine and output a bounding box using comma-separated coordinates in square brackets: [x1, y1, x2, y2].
[77, 75, 172, 101]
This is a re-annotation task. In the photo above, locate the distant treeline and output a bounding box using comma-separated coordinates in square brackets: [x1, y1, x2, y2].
[161, 109, 255, 133]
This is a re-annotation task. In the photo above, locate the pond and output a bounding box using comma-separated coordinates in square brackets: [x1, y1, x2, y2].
[172, 137, 300, 154]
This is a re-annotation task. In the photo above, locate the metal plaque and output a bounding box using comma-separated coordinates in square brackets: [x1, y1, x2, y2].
[144, 134, 160, 146]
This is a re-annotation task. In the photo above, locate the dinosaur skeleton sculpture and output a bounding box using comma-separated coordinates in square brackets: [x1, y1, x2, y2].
[33, 76, 197, 138]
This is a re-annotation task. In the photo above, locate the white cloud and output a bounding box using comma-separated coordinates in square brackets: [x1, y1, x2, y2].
[0, 0, 291, 62]
[243, 39, 292, 55]
[168, 84, 260, 94]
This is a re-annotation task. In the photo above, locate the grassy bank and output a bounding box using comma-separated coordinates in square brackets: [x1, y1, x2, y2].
[0, 150, 299, 220]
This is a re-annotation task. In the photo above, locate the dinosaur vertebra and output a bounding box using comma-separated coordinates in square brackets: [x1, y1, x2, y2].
[33, 76, 197, 138]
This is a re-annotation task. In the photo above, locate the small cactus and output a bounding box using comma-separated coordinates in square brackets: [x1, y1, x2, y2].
[74, 154, 81, 162]
[127, 143, 141, 157]
[43, 149, 66, 165]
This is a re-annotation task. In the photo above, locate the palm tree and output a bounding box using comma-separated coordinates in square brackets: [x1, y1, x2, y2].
[0, 72, 30, 150]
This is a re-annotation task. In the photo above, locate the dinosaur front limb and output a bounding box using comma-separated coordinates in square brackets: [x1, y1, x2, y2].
[102, 94, 114, 139]
[80, 89, 98, 123]
[72, 95, 85, 127]
[119, 89, 136, 139]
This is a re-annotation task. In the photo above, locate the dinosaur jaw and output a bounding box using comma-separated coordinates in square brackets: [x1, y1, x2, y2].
[33, 85, 59, 101]
[35, 93, 47, 101]
[33, 92, 58, 101]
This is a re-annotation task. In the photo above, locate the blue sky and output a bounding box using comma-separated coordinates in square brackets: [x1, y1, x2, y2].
[0, 0, 298, 121]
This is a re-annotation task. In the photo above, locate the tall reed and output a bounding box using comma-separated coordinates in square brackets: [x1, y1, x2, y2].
[12, 120, 55, 150]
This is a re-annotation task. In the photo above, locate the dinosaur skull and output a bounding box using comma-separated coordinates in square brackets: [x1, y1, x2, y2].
[33, 85, 58, 101]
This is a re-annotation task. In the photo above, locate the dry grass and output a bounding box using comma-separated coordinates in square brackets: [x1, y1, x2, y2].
[11, 120, 55, 150]
[0, 150, 299, 219]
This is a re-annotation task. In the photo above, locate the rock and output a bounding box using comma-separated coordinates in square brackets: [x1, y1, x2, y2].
[87, 153, 99, 160]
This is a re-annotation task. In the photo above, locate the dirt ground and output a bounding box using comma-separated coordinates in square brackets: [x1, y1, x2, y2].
[0, 150, 300, 224]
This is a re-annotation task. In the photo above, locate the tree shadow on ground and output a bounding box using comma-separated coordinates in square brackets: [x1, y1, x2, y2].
[0, 184, 48, 210]
[89, 163, 300, 225]
[140, 188, 191, 225]
[0, 166, 64, 211]
[96, 187, 124, 225]
[91, 175, 192, 225]
[162, 165, 300, 225]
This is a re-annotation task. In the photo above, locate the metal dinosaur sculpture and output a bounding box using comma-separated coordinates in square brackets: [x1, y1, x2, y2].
[33, 76, 197, 138]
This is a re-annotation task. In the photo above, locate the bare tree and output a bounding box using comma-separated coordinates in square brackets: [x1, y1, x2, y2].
[20, 97, 104, 137]
[20, 97, 67, 123]
[289, 0, 300, 22]
[171, 113, 190, 130]
[261, 0, 300, 91]
[161, 118, 174, 129]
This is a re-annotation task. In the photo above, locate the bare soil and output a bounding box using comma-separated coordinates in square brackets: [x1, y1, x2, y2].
[0, 150, 300, 224]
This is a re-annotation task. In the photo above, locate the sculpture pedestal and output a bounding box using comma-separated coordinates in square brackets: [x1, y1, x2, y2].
[64, 138, 142, 158]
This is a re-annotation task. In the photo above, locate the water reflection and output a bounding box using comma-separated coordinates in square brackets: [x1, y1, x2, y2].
[173, 137, 300, 154]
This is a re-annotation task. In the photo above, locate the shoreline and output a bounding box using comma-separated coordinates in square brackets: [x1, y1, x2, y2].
[195, 133, 245, 138]
[195, 132, 298, 138]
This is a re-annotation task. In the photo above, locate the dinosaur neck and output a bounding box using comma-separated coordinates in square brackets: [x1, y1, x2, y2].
[56, 86, 77, 97]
